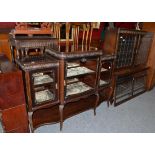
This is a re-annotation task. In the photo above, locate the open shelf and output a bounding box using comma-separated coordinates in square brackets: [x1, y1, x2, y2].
[101, 68, 108, 72]
[35, 89, 54, 104]
[66, 81, 92, 96]
[67, 66, 95, 78]
[99, 80, 109, 86]
[33, 73, 54, 86]
[67, 62, 80, 68]
[66, 78, 79, 84]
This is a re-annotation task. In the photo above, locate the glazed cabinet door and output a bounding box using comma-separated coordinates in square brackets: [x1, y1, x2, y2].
[30, 67, 59, 108]
[114, 75, 133, 106]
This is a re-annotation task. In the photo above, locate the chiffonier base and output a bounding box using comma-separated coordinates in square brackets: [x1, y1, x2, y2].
[32, 93, 108, 130]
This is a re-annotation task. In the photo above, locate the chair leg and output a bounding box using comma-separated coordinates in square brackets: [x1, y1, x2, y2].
[28, 111, 34, 133]
[59, 105, 64, 131]
[94, 93, 99, 116]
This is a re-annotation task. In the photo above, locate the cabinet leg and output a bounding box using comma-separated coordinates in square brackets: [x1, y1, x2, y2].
[107, 87, 114, 107]
[94, 94, 99, 116]
[59, 105, 64, 131]
[28, 112, 34, 133]
[107, 100, 110, 107]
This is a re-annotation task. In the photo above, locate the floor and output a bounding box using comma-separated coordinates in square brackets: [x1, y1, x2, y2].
[1, 88, 155, 133]
[35, 87, 155, 133]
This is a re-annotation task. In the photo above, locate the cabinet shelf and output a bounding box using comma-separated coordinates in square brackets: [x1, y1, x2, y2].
[33, 74, 54, 86]
[66, 78, 79, 84]
[35, 89, 54, 104]
[66, 81, 93, 96]
[99, 80, 109, 86]
[101, 68, 108, 72]
[67, 66, 95, 78]
[67, 62, 80, 68]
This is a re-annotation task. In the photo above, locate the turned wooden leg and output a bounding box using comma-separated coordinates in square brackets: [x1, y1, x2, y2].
[28, 112, 34, 133]
[40, 47, 44, 54]
[25, 48, 29, 56]
[94, 94, 99, 116]
[21, 49, 24, 59]
[16, 49, 20, 59]
[59, 105, 64, 131]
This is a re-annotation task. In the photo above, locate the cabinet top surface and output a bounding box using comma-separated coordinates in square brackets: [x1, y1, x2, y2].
[15, 54, 59, 71]
[45, 47, 103, 60]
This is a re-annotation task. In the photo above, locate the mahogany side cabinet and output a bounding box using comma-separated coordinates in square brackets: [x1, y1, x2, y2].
[0, 54, 29, 132]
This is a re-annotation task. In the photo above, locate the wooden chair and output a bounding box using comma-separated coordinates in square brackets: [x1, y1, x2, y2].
[52, 22, 96, 52]
[72, 23, 94, 51]
[53, 22, 71, 52]
[53, 22, 61, 50]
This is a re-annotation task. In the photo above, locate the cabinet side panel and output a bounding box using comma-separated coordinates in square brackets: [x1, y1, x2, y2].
[103, 28, 117, 55]
[2, 105, 29, 133]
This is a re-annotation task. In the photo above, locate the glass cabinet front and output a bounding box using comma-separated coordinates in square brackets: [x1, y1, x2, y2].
[64, 57, 99, 100]
[30, 68, 58, 107]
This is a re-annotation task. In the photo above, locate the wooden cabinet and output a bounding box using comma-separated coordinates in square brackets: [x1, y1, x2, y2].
[0, 34, 12, 61]
[103, 28, 153, 106]
[15, 54, 59, 132]
[0, 54, 29, 132]
[46, 49, 103, 130]
[9, 34, 58, 62]
[9, 30, 115, 131]
[142, 22, 155, 90]
[114, 68, 148, 106]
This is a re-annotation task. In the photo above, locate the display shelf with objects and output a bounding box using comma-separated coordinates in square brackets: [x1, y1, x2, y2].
[15, 53, 59, 132]
[6, 22, 116, 132]
[99, 55, 114, 88]
[45, 48, 103, 130]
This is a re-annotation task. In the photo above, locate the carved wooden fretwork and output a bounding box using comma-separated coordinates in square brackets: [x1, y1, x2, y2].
[11, 22, 53, 37]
